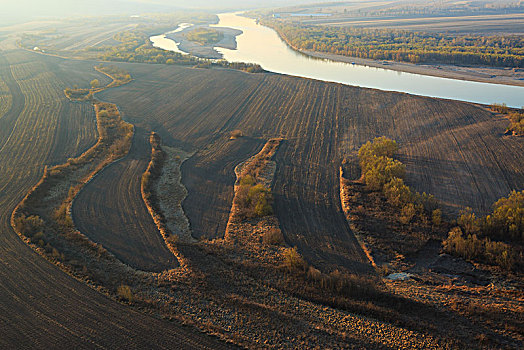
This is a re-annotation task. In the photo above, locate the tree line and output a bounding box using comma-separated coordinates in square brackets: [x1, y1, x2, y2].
[267, 21, 524, 67]
[101, 29, 264, 73]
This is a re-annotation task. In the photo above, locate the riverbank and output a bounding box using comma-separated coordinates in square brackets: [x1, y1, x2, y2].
[296, 49, 524, 88]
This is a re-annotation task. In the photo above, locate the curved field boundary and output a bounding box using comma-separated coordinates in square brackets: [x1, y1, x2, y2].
[339, 165, 377, 269]
[11, 100, 137, 284]
[140, 132, 192, 271]
[96, 64, 524, 274]
[0, 51, 233, 349]
[224, 138, 282, 244]
[72, 129, 179, 272]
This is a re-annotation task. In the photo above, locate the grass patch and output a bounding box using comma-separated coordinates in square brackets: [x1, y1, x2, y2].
[185, 28, 224, 45]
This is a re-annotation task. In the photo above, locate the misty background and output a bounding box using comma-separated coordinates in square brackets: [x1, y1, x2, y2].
[1, 0, 338, 25]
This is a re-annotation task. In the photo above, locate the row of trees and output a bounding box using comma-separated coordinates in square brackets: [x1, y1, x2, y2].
[268, 21, 524, 67]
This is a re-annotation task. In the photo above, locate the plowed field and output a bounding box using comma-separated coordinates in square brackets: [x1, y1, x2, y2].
[72, 128, 178, 272]
[0, 49, 233, 349]
[98, 63, 524, 273]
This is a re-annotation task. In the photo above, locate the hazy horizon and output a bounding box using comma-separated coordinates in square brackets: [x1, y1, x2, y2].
[0, 0, 339, 24]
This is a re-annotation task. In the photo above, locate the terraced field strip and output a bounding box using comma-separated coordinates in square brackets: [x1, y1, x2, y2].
[0, 50, 233, 349]
[182, 136, 266, 238]
[73, 128, 178, 272]
[0, 72, 12, 119]
[100, 63, 524, 274]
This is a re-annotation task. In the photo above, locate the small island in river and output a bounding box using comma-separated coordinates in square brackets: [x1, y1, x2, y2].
[166, 25, 242, 59]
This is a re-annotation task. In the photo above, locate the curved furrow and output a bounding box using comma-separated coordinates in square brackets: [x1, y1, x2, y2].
[72, 129, 178, 272]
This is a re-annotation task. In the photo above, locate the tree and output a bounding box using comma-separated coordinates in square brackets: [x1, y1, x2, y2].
[384, 177, 411, 207]
[457, 207, 480, 234]
[90, 79, 100, 89]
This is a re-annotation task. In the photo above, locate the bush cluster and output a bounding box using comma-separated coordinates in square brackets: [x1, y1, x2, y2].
[444, 227, 518, 271]
[282, 246, 380, 299]
[95, 64, 132, 86]
[358, 137, 439, 225]
[262, 228, 284, 246]
[116, 284, 134, 302]
[444, 190, 524, 271]
[490, 103, 524, 136]
[358, 136, 405, 190]
[236, 175, 273, 219]
[457, 191, 524, 244]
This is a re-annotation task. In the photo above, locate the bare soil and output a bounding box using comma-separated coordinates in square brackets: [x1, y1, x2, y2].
[73, 129, 178, 272]
[155, 145, 194, 242]
[0, 50, 229, 349]
[98, 62, 524, 276]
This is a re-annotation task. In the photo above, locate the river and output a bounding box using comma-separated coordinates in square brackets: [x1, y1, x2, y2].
[152, 13, 523, 108]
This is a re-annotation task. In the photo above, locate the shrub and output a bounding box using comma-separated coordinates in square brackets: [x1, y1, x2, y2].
[443, 226, 518, 271]
[239, 175, 255, 186]
[32, 231, 45, 245]
[490, 103, 509, 114]
[457, 207, 481, 234]
[53, 203, 74, 228]
[358, 136, 398, 165]
[251, 185, 273, 217]
[363, 156, 405, 190]
[484, 190, 524, 242]
[98, 110, 109, 118]
[506, 112, 524, 135]
[306, 266, 322, 281]
[432, 209, 442, 226]
[262, 228, 284, 245]
[283, 247, 307, 272]
[13, 214, 44, 237]
[358, 137, 404, 191]
[117, 284, 134, 301]
[384, 177, 412, 207]
[230, 129, 243, 139]
[400, 203, 416, 224]
[236, 180, 273, 219]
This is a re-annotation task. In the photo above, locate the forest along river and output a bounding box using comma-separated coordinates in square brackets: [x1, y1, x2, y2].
[152, 12, 524, 107]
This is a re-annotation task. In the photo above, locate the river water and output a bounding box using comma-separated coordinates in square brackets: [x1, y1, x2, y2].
[152, 13, 524, 107]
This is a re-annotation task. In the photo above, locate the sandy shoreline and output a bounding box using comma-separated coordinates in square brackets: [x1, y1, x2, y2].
[300, 50, 524, 87]
[166, 25, 242, 59]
